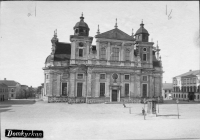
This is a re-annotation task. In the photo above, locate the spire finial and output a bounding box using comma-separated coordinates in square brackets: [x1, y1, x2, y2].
[157, 41, 159, 48]
[114, 18, 118, 28]
[80, 12, 84, 21]
[54, 29, 57, 37]
[97, 24, 100, 35]
[132, 28, 134, 37]
[140, 19, 144, 27]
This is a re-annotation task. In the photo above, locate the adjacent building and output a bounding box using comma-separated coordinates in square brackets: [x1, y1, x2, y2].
[173, 70, 200, 101]
[0, 83, 9, 101]
[162, 82, 173, 100]
[0, 78, 22, 99]
[43, 14, 164, 103]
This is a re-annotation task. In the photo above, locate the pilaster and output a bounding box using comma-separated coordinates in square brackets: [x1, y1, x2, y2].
[95, 73, 100, 97]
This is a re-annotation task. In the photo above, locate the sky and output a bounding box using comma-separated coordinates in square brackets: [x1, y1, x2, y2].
[0, 1, 199, 87]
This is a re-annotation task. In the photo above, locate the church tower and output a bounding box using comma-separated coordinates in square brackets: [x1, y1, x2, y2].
[70, 13, 93, 64]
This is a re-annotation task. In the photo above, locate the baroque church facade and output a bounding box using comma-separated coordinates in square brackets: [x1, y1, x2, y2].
[43, 14, 163, 103]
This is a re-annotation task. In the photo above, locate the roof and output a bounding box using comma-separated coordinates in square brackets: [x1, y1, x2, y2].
[163, 83, 173, 90]
[135, 22, 149, 35]
[45, 55, 51, 64]
[54, 42, 71, 61]
[74, 15, 89, 29]
[174, 70, 200, 78]
[95, 28, 135, 41]
[0, 80, 18, 87]
[0, 83, 8, 87]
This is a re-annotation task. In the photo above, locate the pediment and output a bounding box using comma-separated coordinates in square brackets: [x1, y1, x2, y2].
[95, 28, 135, 41]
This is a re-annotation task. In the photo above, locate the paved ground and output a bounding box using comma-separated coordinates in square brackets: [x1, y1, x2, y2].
[0, 99, 200, 140]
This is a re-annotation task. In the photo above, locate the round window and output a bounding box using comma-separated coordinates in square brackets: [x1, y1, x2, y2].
[112, 73, 118, 80]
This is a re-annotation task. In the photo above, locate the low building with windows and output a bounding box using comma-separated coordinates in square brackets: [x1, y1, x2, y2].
[43, 14, 163, 103]
[173, 70, 200, 101]
[0, 78, 22, 99]
[0, 83, 9, 101]
[162, 82, 173, 100]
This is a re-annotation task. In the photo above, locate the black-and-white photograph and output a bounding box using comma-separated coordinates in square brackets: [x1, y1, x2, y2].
[0, 1, 199, 139]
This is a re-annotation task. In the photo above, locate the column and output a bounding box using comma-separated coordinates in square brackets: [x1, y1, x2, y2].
[49, 73, 53, 96]
[57, 74, 61, 96]
[118, 89, 121, 102]
[107, 42, 111, 65]
[130, 74, 134, 97]
[87, 72, 92, 97]
[69, 72, 75, 97]
[70, 41, 76, 64]
[96, 41, 100, 60]
[95, 73, 99, 97]
[44, 73, 46, 96]
[106, 73, 110, 97]
[120, 74, 124, 97]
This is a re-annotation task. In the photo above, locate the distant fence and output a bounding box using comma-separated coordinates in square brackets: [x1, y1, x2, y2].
[47, 96, 162, 104]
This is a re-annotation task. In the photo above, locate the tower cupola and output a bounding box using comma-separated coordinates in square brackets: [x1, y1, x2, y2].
[73, 13, 90, 36]
[135, 20, 149, 42]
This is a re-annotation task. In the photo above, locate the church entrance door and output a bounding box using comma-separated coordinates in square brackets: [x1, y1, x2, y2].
[112, 90, 117, 102]
[142, 84, 147, 97]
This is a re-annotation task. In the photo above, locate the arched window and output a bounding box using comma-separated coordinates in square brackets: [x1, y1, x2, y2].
[179, 94, 180, 98]
[100, 47, 106, 59]
[182, 94, 183, 98]
[184, 94, 186, 98]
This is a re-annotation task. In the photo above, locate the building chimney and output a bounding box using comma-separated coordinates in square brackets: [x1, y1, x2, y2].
[189, 70, 192, 72]
[4, 78, 6, 81]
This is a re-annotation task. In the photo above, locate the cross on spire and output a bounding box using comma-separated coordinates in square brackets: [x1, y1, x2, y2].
[80, 12, 84, 21]
[132, 28, 134, 37]
[114, 18, 118, 28]
[97, 24, 100, 35]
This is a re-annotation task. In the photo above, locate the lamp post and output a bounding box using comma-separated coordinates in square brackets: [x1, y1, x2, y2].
[143, 98, 146, 120]
[176, 99, 179, 119]
[158, 96, 160, 113]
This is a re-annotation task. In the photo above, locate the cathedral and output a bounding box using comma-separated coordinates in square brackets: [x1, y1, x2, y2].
[43, 14, 163, 103]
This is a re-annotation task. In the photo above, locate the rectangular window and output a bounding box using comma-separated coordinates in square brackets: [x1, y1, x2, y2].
[111, 48, 119, 61]
[77, 83, 83, 97]
[143, 54, 147, 61]
[11, 94, 13, 97]
[79, 49, 83, 57]
[100, 83, 105, 97]
[46, 75, 49, 79]
[194, 78, 196, 83]
[124, 75, 130, 80]
[100, 74, 106, 79]
[77, 74, 84, 79]
[125, 84, 129, 96]
[125, 49, 130, 61]
[143, 76, 148, 81]
[100, 47, 106, 59]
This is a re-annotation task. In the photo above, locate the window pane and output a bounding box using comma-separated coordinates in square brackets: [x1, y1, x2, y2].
[77, 83, 83, 97]
[143, 54, 147, 61]
[100, 47, 106, 59]
[79, 49, 83, 57]
[125, 75, 129, 80]
[125, 49, 130, 61]
[111, 48, 119, 61]
[143, 76, 147, 81]
[100, 83, 105, 97]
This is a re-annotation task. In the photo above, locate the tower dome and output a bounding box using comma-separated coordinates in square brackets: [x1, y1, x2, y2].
[73, 13, 90, 36]
[135, 20, 149, 42]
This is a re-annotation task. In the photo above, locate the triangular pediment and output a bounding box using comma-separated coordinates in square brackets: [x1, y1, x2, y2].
[95, 28, 135, 41]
